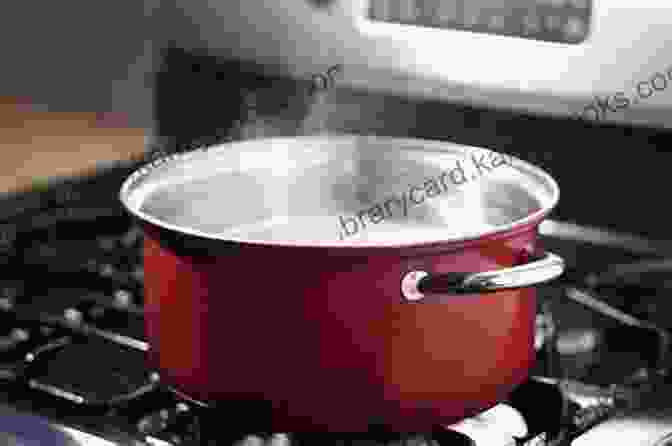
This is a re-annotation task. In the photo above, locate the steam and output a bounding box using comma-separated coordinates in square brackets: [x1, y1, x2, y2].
[230, 65, 342, 141]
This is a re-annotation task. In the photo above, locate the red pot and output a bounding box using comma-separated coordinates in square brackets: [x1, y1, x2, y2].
[120, 135, 563, 432]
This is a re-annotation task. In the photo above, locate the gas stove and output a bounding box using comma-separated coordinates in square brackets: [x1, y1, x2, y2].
[1, 158, 672, 446]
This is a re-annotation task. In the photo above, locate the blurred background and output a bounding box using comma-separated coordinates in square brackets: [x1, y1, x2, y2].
[0, 0, 158, 191]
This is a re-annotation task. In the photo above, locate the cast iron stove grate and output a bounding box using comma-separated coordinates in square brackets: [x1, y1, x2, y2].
[0, 160, 670, 445]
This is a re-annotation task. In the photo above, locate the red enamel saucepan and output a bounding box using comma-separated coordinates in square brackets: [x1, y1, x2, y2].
[119, 134, 564, 432]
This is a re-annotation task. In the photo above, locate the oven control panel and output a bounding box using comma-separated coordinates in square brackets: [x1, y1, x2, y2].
[368, 0, 591, 44]
[167, 0, 672, 129]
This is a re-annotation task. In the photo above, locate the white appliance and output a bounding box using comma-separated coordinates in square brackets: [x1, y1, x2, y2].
[163, 0, 672, 129]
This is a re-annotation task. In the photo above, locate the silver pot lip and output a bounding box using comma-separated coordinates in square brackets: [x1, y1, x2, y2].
[119, 134, 560, 249]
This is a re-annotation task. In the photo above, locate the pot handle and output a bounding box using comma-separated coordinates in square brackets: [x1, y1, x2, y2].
[401, 251, 565, 301]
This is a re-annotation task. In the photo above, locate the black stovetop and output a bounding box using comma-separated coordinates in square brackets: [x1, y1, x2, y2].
[1, 158, 672, 446]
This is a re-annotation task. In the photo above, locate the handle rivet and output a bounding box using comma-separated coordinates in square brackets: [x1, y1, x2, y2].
[401, 271, 428, 302]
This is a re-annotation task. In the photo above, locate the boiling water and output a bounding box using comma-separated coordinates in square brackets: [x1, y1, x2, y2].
[132, 140, 548, 246]
[139, 182, 530, 245]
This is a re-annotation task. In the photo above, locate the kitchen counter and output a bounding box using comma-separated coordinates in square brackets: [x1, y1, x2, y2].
[0, 98, 146, 194]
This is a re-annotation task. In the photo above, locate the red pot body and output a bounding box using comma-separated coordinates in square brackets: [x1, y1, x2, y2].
[141, 219, 540, 432]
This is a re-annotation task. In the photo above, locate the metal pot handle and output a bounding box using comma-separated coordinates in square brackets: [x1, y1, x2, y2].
[401, 251, 565, 301]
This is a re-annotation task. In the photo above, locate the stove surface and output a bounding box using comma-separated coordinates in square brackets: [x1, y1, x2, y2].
[0, 159, 671, 445]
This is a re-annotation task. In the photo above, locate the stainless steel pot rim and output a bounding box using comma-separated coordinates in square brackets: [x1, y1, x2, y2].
[119, 134, 560, 249]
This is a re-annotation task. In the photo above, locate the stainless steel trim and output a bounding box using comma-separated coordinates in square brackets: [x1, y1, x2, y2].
[401, 251, 565, 300]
